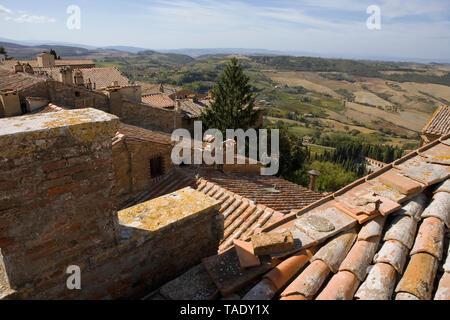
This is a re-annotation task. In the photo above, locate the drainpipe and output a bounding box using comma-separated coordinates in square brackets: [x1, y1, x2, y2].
[308, 170, 320, 191]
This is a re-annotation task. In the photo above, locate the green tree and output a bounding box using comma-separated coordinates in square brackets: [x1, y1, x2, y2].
[264, 123, 309, 185]
[201, 58, 258, 134]
[48, 49, 60, 60]
[0, 46, 9, 60]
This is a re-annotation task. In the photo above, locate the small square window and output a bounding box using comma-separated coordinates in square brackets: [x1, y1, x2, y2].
[149, 156, 163, 178]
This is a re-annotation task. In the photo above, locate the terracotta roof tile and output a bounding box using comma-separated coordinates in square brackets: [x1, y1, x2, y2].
[178, 100, 206, 119]
[383, 215, 418, 249]
[395, 252, 439, 300]
[357, 215, 386, 240]
[434, 272, 450, 300]
[355, 263, 397, 300]
[233, 239, 260, 269]
[421, 105, 450, 136]
[242, 249, 314, 300]
[310, 228, 357, 273]
[131, 168, 320, 254]
[280, 259, 331, 300]
[316, 270, 360, 300]
[151, 134, 450, 301]
[373, 240, 409, 274]
[339, 237, 380, 281]
[0, 67, 47, 92]
[419, 142, 450, 165]
[117, 123, 173, 145]
[80, 67, 130, 89]
[378, 170, 423, 195]
[141, 93, 175, 108]
[394, 155, 450, 185]
[421, 192, 450, 227]
[410, 216, 445, 260]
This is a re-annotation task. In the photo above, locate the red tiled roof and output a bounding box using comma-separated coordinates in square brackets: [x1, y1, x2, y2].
[1, 59, 95, 69]
[136, 82, 179, 96]
[196, 171, 323, 214]
[179, 99, 206, 119]
[422, 105, 450, 136]
[117, 123, 174, 146]
[141, 93, 175, 108]
[125, 168, 322, 254]
[80, 68, 130, 89]
[148, 133, 450, 301]
[0, 67, 47, 92]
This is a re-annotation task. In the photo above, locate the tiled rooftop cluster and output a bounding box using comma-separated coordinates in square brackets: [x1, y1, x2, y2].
[122, 168, 323, 253]
[422, 105, 450, 136]
[0, 67, 47, 92]
[141, 92, 211, 120]
[147, 134, 450, 301]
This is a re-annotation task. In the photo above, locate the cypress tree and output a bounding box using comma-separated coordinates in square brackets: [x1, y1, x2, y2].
[201, 58, 258, 134]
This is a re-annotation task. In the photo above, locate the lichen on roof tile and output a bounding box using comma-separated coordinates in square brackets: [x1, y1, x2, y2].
[355, 262, 397, 300]
[383, 215, 418, 249]
[421, 191, 450, 227]
[374, 240, 409, 274]
[311, 228, 357, 273]
[395, 252, 439, 300]
[410, 217, 445, 260]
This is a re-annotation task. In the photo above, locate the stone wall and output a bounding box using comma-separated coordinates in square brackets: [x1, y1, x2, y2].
[0, 109, 120, 290]
[119, 99, 183, 133]
[0, 109, 222, 299]
[47, 82, 109, 113]
[27, 188, 222, 299]
[112, 136, 174, 208]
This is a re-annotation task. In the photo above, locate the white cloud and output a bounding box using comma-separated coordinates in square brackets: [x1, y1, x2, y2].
[0, 4, 12, 15]
[4, 13, 56, 24]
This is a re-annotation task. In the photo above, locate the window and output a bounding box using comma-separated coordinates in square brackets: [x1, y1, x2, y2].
[75, 91, 80, 97]
[149, 156, 163, 178]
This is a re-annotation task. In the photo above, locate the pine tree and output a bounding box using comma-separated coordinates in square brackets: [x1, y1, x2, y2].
[49, 49, 60, 60]
[201, 58, 258, 134]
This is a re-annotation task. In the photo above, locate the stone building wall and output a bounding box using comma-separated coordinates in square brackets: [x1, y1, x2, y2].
[47, 82, 109, 112]
[0, 109, 120, 290]
[112, 136, 174, 208]
[27, 188, 222, 299]
[119, 99, 183, 133]
[0, 109, 222, 300]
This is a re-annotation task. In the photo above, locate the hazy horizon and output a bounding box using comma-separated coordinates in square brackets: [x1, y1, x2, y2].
[1, 0, 449, 61]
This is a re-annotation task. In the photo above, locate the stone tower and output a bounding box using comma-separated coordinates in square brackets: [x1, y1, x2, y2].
[37, 52, 55, 68]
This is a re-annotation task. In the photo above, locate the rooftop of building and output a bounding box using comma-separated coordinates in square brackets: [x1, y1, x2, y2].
[146, 133, 450, 301]
[80, 67, 131, 89]
[137, 82, 179, 96]
[0, 58, 95, 69]
[0, 65, 47, 92]
[422, 105, 450, 136]
[123, 167, 323, 252]
[141, 93, 176, 108]
[115, 123, 174, 146]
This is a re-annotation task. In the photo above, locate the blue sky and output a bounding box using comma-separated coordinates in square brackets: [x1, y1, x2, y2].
[0, 0, 449, 60]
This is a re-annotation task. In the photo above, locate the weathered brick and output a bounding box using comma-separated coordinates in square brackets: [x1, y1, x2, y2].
[42, 160, 67, 173]
[46, 164, 91, 179]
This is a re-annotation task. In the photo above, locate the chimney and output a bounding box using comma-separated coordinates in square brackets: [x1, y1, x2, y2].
[73, 69, 84, 86]
[13, 62, 24, 73]
[58, 67, 73, 85]
[308, 170, 320, 191]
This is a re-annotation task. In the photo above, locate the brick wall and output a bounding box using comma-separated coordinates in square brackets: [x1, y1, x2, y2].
[0, 109, 222, 299]
[119, 99, 183, 133]
[48, 81, 109, 113]
[112, 136, 174, 208]
[0, 109, 120, 290]
[27, 188, 222, 299]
